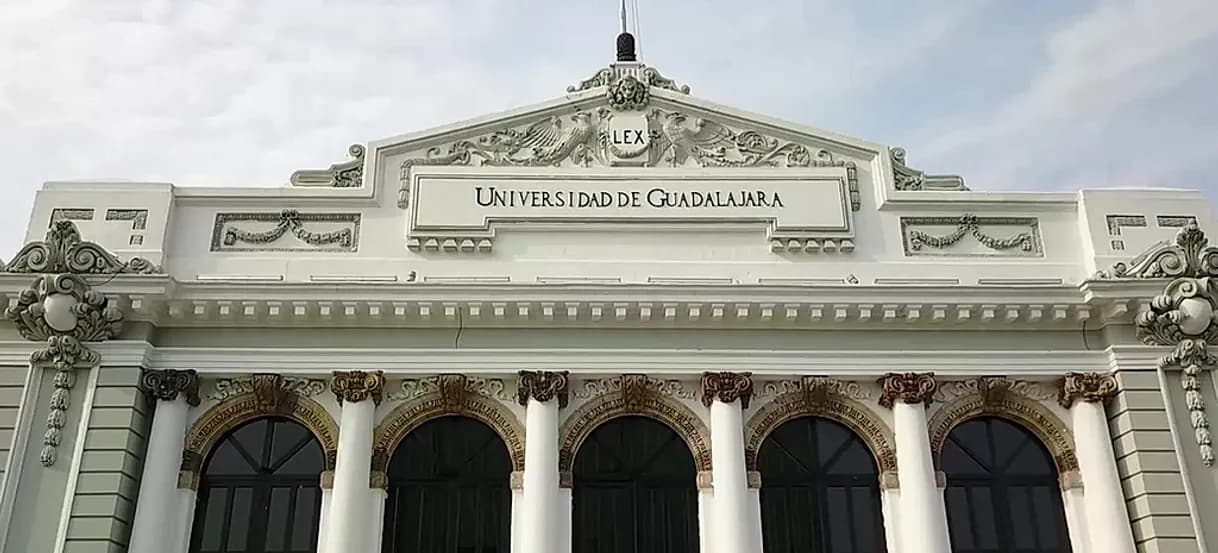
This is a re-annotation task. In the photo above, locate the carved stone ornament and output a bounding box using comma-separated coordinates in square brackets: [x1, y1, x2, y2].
[572, 375, 695, 401]
[1133, 222, 1218, 465]
[1057, 372, 1119, 409]
[387, 376, 507, 402]
[878, 372, 937, 408]
[517, 371, 571, 408]
[289, 144, 366, 188]
[4, 273, 124, 467]
[621, 374, 649, 412]
[139, 369, 201, 406]
[904, 215, 1038, 254]
[3, 220, 159, 274]
[701, 372, 754, 408]
[207, 376, 327, 403]
[330, 370, 386, 405]
[756, 377, 871, 403]
[398, 108, 860, 211]
[215, 209, 357, 251]
[890, 147, 968, 191]
[252, 374, 298, 414]
[567, 63, 690, 96]
[438, 374, 468, 410]
[934, 377, 1057, 405]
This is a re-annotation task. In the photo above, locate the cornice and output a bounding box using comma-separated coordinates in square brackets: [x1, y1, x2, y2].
[0, 278, 1160, 330]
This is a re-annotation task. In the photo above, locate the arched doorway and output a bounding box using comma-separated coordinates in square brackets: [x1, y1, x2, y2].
[189, 417, 325, 553]
[941, 417, 1071, 553]
[757, 416, 886, 553]
[381, 416, 513, 553]
[572, 415, 699, 553]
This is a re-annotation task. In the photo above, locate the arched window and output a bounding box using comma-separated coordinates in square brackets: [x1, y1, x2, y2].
[758, 417, 886, 553]
[572, 416, 698, 553]
[942, 417, 1071, 553]
[190, 417, 325, 553]
[381, 416, 512, 553]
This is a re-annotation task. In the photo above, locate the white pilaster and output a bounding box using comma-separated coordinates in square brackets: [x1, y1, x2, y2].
[697, 482, 714, 553]
[879, 473, 901, 553]
[323, 370, 383, 553]
[317, 483, 333, 553]
[1059, 471, 1091, 553]
[882, 373, 951, 553]
[511, 479, 524, 553]
[746, 475, 763, 553]
[1062, 372, 1135, 553]
[369, 488, 387, 553]
[559, 482, 573, 553]
[517, 370, 568, 553]
[129, 369, 198, 553]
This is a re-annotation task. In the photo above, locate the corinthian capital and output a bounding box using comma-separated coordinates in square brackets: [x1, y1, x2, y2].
[701, 372, 754, 408]
[1057, 372, 1119, 409]
[878, 372, 937, 408]
[138, 369, 200, 406]
[517, 371, 570, 408]
[330, 370, 386, 405]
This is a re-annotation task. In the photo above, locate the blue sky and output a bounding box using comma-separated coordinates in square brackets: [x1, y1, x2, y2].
[1, 0, 1215, 256]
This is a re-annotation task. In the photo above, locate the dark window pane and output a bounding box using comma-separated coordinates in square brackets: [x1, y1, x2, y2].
[759, 417, 886, 553]
[940, 417, 1071, 553]
[190, 417, 324, 553]
[572, 416, 698, 553]
[382, 416, 512, 553]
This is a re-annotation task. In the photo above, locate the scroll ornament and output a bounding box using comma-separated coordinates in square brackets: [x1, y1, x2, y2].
[3, 220, 159, 274]
[4, 273, 124, 467]
[330, 370, 387, 405]
[1135, 223, 1218, 465]
[517, 371, 571, 408]
[701, 372, 754, 408]
[878, 372, 937, 408]
[139, 369, 201, 406]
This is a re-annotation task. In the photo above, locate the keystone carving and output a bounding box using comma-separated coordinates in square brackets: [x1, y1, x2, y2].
[252, 374, 298, 414]
[517, 371, 571, 408]
[3, 220, 159, 274]
[701, 372, 754, 408]
[139, 369, 201, 406]
[1134, 224, 1218, 465]
[878, 372, 937, 408]
[621, 374, 649, 411]
[4, 272, 125, 467]
[330, 370, 386, 405]
[1057, 372, 1119, 409]
[438, 374, 468, 410]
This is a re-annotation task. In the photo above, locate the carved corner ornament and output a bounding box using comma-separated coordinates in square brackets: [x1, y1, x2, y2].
[517, 370, 571, 408]
[289, 144, 366, 188]
[139, 369, 201, 407]
[3, 273, 125, 467]
[701, 372, 754, 408]
[331, 370, 387, 405]
[3, 220, 159, 274]
[1134, 223, 1218, 465]
[1057, 372, 1118, 409]
[890, 148, 968, 192]
[878, 372, 937, 408]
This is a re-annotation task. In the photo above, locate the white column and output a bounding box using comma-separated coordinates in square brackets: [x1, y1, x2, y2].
[703, 372, 756, 553]
[176, 490, 197, 553]
[1063, 373, 1135, 553]
[316, 481, 333, 553]
[882, 373, 951, 553]
[324, 370, 383, 553]
[558, 481, 573, 553]
[369, 488, 387, 553]
[518, 370, 567, 553]
[1059, 471, 1091, 553]
[879, 472, 901, 553]
[129, 369, 197, 553]
[746, 473, 764, 552]
[511, 477, 524, 553]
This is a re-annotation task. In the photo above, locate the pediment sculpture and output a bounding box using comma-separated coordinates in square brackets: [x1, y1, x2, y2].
[1135, 222, 1218, 465]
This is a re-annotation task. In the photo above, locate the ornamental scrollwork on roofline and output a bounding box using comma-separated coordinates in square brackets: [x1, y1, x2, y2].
[207, 376, 328, 402]
[3, 220, 159, 274]
[289, 144, 366, 188]
[571, 376, 695, 400]
[890, 147, 967, 191]
[398, 108, 860, 211]
[387, 375, 508, 402]
[1133, 222, 1218, 465]
[210, 210, 360, 252]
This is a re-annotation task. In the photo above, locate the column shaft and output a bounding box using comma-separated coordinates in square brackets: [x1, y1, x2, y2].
[324, 399, 375, 553]
[521, 398, 560, 553]
[1073, 400, 1136, 553]
[129, 369, 198, 553]
[881, 373, 950, 553]
[709, 400, 751, 553]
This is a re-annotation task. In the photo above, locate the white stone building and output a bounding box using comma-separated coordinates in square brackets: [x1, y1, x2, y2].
[0, 34, 1215, 553]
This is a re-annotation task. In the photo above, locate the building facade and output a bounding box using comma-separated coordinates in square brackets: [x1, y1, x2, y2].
[0, 44, 1216, 553]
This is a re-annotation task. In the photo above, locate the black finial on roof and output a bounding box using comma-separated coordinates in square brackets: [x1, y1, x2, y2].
[616, 32, 637, 62]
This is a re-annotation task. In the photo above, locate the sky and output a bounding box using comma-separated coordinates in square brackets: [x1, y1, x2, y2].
[1, 0, 1216, 257]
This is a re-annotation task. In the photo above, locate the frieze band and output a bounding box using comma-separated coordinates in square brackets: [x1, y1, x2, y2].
[517, 371, 571, 408]
[878, 372, 937, 408]
[139, 369, 201, 406]
[701, 371, 754, 408]
[331, 370, 386, 405]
